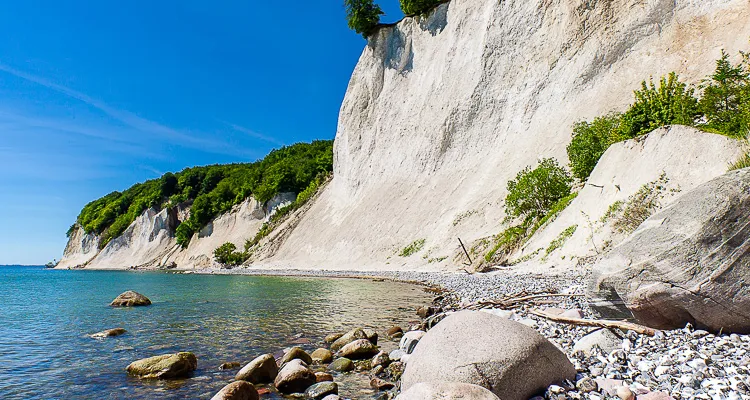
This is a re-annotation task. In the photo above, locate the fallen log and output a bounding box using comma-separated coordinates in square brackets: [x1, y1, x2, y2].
[529, 308, 657, 336]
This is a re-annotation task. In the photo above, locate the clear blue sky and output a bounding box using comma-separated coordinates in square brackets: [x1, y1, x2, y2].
[0, 0, 404, 265]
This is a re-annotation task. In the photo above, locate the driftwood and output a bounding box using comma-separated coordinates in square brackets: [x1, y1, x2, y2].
[529, 308, 657, 336]
[461, 292, 585, 311]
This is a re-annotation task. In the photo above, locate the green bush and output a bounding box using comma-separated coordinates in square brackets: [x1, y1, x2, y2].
[344, 0, 384, 38]
[505, 158, 573, 221]
[213, 242, 247, 266]
[400, 0, 442, 15]
[75, 140, 334, 249]
[700, 50, 750, 137]
[620, 72, 700, 137]
[567, 113, 628, 181]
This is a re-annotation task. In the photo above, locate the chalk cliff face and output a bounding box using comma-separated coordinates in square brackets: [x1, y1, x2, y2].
[57, 193, 295, 270]
[60, 0, 750, 271]
[255, 0, 750, 271]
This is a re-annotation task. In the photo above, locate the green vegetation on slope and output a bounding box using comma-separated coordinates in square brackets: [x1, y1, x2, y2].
[568, 50, 750, 181]
[74, 140, 333, 249]
[400, 0, 443, 15]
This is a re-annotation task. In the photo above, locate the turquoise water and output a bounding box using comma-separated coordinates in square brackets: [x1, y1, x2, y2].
[0, 266, 430, 399]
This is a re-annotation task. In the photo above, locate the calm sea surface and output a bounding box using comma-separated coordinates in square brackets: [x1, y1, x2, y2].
[0, 266, 431, 399]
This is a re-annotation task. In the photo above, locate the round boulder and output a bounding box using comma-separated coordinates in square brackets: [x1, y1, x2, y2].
[110, 291, 151, 307]
[311, 348, 333, 364]
[274, 359, 316, 394]
[397, 382, 500, 400]
[281, 347, 313, 365]
[210, 381, 259, 400]
[330, 328, 368, 352]
[126, 352, 197, 379]
[328, 357, 354, 373]
[236, 353, 278, 384]
[401, 311, 575, 400]
[338, 339, 379, 359]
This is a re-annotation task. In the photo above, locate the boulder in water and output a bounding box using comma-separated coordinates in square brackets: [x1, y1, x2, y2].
[328, 357, 354, 372]
[330, 328, 369, 352]
[126, 352, 197, 379]
[280, 347, 313, 365]
[304, 381, 338, 399]
[210, 381, 259, 400]
[110, 291, 151, 307]
[338, 339, 379, 359]
[236, 353, 278, 384]
[89, 328, 126, 339]
[311, 348, 333, 364]
[274, 359, 316, 394]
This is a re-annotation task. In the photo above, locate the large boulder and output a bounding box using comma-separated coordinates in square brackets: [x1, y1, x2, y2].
[338, 339, 379, 359]
[397, 382, 500, 400]
[110, 291, 151, 307]
[236, 354, 278, 383]
[211, 381, 259, 400]
[400, 311, 575, 400]
[590, 169, 750, 333]
[126, 352, 197, 379]
[274, 359, 316, 394]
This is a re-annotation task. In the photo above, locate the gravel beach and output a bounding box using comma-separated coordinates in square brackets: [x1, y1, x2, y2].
[195, 267, 750, 400]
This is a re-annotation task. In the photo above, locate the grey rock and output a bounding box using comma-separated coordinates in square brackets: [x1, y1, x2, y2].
[305, 382, 338, 400]
[400, 311, 575, 400]
[573, 328, 623, 355]
[396, 382, 500, 400]
[328, 357, 354, 372]
[388, 349, 405, 362]
[590, 169, 750, 333]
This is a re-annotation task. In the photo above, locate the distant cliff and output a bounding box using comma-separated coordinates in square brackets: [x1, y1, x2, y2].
[60, 0, 750, 272]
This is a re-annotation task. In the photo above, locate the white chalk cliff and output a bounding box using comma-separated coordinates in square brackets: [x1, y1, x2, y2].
[59, 0, 750, 272]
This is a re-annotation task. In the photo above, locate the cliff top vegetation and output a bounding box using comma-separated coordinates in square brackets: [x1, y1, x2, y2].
[72, 140, 333, 248]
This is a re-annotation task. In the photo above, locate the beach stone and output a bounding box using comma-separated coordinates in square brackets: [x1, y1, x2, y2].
[274, 359, 316, 394]
[561, 309, 584, 319]
[311, 348, 333, 364]
[371, 351, 390, 368]
[354, 359, 372, 372]
[399, 331, 425, 354]
[638, 392, 675, 400]
[236, 353, 278, 384]
[305, 381, 338, 399]
[590, 169, 750, 333]
[385, 361, 404, 381]
[324, 332, 344, 343]
[339, 339, 379, 359]
[126, 352, 197, 379]
[386, 326, 403, 338]
[330, 328, 369, 352]
[328, 357, 354, 372]
[211, 381, 259, 400]
[219, 362, 241, 370]
[396, 382, 500, 400]
[321, 396, 341, 400]
[370, 377, 395, 390]
[89, 328, 127, 339]
[110, 291, 151, 307]
[480, 308, 515, 319]
[596, 378, 625, 396]
[573, 328, 622, 355]
[576, 377, 598, 393]
[617, 386, 635, 400]
[363, 329, 378, 345]
[388, 349, 405, 362]
[371, 365, 384, 376]
[401, 311, 575, 400]
[281, 347, 313, 365]
[315, 372, 333, 382]
[416, 306, 438, 318]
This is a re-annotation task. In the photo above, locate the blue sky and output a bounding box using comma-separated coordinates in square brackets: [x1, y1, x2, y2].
[0, 1, 404, 265]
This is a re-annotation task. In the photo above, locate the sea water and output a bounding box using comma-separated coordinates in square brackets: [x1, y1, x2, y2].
[0, 266, 430, 399]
